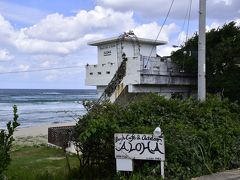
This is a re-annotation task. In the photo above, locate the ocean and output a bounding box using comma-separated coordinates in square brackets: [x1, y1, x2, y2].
[0, 89, 97, 129]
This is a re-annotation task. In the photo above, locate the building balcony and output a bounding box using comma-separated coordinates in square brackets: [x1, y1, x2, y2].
[86, 55, 196, 87]
[139, 56, 196, 86]
[85, 62, 117, 86]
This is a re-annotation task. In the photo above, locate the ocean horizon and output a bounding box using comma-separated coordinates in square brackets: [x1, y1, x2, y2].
[0, 89, 97, 129]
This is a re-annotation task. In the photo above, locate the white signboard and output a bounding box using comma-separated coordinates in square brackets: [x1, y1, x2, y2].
[114, 133, 165, 161]
[116, 159, 133, 172]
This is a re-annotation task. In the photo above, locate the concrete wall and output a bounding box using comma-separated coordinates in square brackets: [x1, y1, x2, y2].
[85, 63, 117, 86]
[98, 43, 118, 65]
[121, 42, 157, 58]
[128, 84, 197, 99]
[140, 43, 157, 57]
[124, 56, 141, 85]
[86, 42, 157, 86]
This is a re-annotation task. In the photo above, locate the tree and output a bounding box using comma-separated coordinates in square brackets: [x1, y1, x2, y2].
[0, 105, 20, 177]
[171, 21, 240, 102]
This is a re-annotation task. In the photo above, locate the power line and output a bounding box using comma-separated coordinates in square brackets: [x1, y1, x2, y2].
[186, 0, 193, 42]
[145, 0, 175, 68]
[0, 65, 85, 75]
[175, 0, 191, 46]
[180, 0, 193, 72]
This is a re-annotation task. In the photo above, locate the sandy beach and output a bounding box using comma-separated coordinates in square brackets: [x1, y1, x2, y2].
[13, 122, 76, 146]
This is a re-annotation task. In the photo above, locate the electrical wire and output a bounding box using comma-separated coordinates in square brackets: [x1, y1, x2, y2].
[144, 0, 175, 68]
[0, 65, 85, 75]
[175, 0, 191, 46]
[186, 0, 193, 43]
[182, 0, 193, 72]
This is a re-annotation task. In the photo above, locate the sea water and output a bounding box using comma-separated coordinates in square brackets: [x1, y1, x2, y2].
[0, 89, 97, 129]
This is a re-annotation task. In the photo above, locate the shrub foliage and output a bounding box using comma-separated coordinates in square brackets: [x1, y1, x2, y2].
[171, 22, 240, 102]
[0, 105, 20, 177]
[75, 95, 240, 179]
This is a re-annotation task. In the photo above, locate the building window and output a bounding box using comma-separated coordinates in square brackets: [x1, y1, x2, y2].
[106, 71, 110, 74]
[98, 72, 101, 75]
[89, 72, 93, 75]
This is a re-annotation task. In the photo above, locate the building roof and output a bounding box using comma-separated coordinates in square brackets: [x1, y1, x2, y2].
[88, 36, 167, 46]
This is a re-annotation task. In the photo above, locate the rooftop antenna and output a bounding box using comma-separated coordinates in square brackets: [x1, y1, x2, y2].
[198, 0, 206, 101]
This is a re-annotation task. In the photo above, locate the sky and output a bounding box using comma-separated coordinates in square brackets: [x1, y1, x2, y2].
[0, 0, 239, 89]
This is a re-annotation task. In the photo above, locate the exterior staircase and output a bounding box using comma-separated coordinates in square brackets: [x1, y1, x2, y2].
[94, 55, 128, 106]
[109, 82, 127, 103]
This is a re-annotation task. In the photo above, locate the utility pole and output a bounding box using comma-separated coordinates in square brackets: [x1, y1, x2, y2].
[198, 0, 206, 101]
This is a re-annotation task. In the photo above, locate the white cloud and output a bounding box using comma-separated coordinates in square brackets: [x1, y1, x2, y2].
[0, 14, 100, 55]
[43, 67, 84, 81]
[97, 0, 240, 20]
[97, 0, 200, 20]
[23, 6, 134, 42]
[31, 54, 64, 62]
[0, 65, 8, 73]
[206, 22, 221, 31]
[157, 46, 175, 56]
[0, 6, 135, 55]
[18, 64, 30, 71]
[130, 22, 180, 56]
[0, 49, 13, 61]
[0, 14, 16, 45]
[44, 72, 58, 81]
[177, 31, 187, 45]
[133, 22, 178, 42]
[40, 61, 51, 68]
[14, 33, 90, 55]
[236, 19, 240, 26]
[0, 14, 14, 33]
[207, 0, 240, 20]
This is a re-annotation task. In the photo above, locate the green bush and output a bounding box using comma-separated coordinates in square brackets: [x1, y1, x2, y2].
[75, 95, 240, 179]
[0, 105, 20, 178]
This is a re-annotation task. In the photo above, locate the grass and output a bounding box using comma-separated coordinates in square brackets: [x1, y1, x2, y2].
[5, 145, 79, 180]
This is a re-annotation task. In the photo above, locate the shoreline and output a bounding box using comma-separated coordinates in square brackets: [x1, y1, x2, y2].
[13, 121, 76, 146]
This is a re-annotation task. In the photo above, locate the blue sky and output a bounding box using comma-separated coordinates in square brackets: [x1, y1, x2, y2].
[0, 0, 239, 89]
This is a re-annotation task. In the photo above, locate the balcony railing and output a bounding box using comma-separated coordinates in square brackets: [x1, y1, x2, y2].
[140, 56, 180, 75]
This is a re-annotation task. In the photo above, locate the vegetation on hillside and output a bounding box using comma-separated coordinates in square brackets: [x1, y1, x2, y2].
[74, 95, 240, 179]
[171, 21, 240, 102]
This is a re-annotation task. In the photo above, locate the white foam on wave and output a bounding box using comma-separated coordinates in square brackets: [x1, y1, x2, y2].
[41, 92, 63, 95]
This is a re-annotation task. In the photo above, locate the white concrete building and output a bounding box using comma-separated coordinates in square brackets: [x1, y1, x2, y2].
[86, 32, 196, 103]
